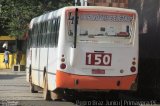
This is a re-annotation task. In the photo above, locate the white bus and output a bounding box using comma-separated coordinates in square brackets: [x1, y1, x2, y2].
[26, 6, 138, 100]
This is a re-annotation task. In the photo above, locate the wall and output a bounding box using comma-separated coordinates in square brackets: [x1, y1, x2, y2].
[0, 53, 26, 69]
[128, 0, 160, 95]
[87, 0, 128, 8]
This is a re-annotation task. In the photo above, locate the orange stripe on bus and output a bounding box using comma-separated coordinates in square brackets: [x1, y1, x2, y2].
[56, 71, 137, 90]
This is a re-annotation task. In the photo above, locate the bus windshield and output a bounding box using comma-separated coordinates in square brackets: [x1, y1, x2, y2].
[67, 12, 135, 43]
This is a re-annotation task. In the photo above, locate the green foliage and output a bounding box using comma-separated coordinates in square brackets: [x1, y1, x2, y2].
[0, 0, 72, 36]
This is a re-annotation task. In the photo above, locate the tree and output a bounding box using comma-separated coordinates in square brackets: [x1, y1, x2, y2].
[0, 0, 72, 37]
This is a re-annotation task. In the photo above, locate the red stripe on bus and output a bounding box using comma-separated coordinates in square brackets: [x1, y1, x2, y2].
[56, 71, 137, 90]
[65, 8, 136, 17]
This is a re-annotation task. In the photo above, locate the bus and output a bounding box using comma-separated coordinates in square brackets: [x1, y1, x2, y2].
[26, 6, 138, 100]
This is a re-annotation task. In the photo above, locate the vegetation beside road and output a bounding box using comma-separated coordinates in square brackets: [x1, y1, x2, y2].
[0, 0, 72, 36]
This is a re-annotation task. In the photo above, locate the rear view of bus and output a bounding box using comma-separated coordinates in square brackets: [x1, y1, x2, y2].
[57, 7, 138, 91]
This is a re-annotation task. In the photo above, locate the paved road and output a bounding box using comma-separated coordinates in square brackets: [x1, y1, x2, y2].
[0, 74, 42, 100]
[0, 70, 76, 106]
[0, 69, 159, 106]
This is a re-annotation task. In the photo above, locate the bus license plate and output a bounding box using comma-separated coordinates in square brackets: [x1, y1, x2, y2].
[92, 69, 105, 74]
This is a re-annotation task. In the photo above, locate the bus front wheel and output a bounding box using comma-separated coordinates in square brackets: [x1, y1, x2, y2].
[29, 69, 38, 93]
[30, 82, 38, 93]
[43, 73, 51, 100]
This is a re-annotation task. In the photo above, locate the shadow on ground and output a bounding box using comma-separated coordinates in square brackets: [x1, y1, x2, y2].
[0, 75, 24, 80]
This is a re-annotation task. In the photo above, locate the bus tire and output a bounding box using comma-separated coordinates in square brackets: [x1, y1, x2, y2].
[43, 73, 51, 100]
[51, 89, 64, 101]
[29, 66, 38, 93]
[30, 83, 38, 93]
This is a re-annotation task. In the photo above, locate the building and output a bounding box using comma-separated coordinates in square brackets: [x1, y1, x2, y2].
[87, 0, 128, 8]
[0, 36, 26, 69]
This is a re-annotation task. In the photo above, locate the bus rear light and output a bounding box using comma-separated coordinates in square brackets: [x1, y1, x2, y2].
[132, 61, 136, 65]
[60, 63, 66, 69]
[61, 58, 65, 62]
[130, 66, 136, 72]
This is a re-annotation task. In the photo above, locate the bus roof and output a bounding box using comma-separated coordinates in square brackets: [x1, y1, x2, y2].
[29, 6, 137, 28]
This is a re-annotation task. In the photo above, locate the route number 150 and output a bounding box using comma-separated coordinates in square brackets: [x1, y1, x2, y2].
[86, 52, 112, 66]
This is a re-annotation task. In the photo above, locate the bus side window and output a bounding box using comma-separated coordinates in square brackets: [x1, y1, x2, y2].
[48, 20, 52, 47]
[55, 19, 59, 47]
[36, 23, 38, 47]
[38, 23, 41, 47]
[45, 21, 49, 47]
[32, 24, 36, 47]
[56, 17, 60, 47]
[41, 22, 44, 47]
[42, 22, 45, 47]
[46, 21, 49, 47]
[48, 20, 52, 33]
[36, 23, 39, 47]
[43, 22, 46, 47]
[51, 19, 55, 47]
[49, 17, 60, 48]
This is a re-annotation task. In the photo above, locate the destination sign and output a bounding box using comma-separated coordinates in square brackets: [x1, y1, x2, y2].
[80, 14, 133, 22]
